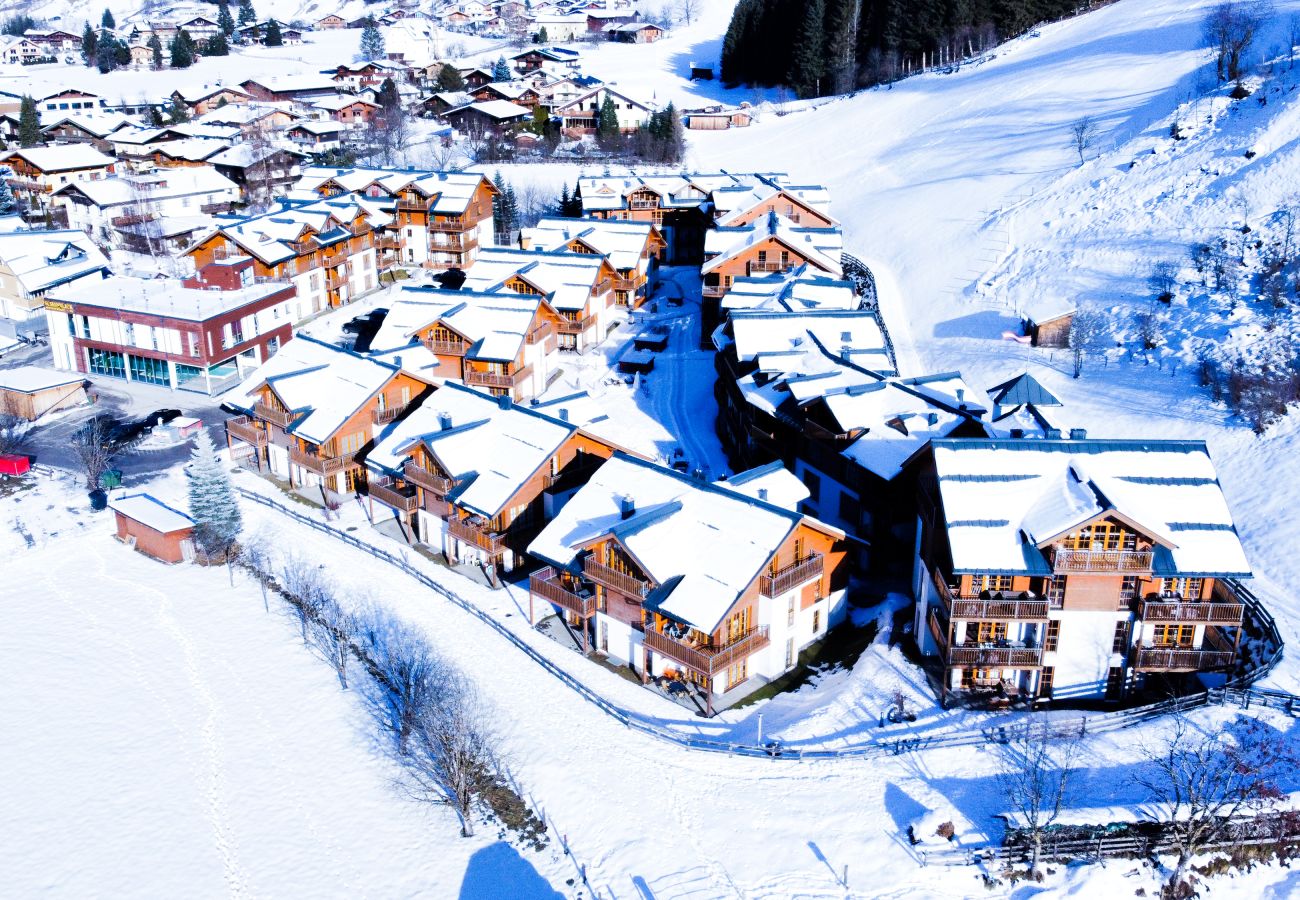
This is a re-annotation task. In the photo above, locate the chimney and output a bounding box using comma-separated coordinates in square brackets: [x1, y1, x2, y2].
[558, 407, 569, 422]
[757, 487, 768, 501]
[619, 495, 636, 520]
[393, 355, 402, 369]
[1069, 428, 1088, 440]
[1046, 428, 1062, 440]
[437, 411, 453, 431]
[956, 387, 966, 411]
[497, 393, 512, 410]
[840, 344, 852, 364]
[1010, 428, 1025, 439]
[926, 412, 939, 426]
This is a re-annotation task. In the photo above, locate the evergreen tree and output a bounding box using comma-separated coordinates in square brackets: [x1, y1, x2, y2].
[436, 63, 465, 92]
[148, 105, 164, 127]
[787, 0, 827, 98]
[170, 29, 196, 68]
[566, 181, 583, 217]
[559, 182, 570, 215]
[101, 8, 115, 29]
[81, 21, 98, 67]
[18, 96, 40, 148]
[537, 26, 548, 44]
[376, 77, 400, 114]
[596, 95, 620, 147]
[0, 176, 15, 214]
[96, 30, 118, 73]
[824, 0, 860, 95]
[205, 30, 230, 56]
[360, 17, 385, 60]
[166, 97, 189, 124]
[147, 33, 162, 69]
[113, 37, 130, 68]
[503, 183, 519, 236]
[491, 171, 507, 232]
[264, 19, 282, 46]
[1, 14, 34, 36]
[238, 0, 257, 28]
[217, 0, 236, 37]
[187, 428, 243, 565]
[492, 55, 511, 82]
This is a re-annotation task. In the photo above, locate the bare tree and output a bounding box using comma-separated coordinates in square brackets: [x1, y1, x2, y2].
[1132, 714, 1294, 895]
[1068, 306, 1111, 377]
[1135, 302, 1168, 351]
[674, 0, 702, 27]
[0, 411, 29, 456]
[1202, 1, 1272, 83]
[71, 417, 132, 490]
[358, 610, 451, 754]
[305, 593, 354, 689]
[1148, 260, 1179, 303]
[403, 665, 499, 837]
[996, 719, 1082, 879]
[1069, 116, 1098, 166]
[240, 530, 274, 612]
[278, 554, 331, 646]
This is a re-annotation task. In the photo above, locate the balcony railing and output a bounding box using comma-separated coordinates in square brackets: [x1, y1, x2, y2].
[403, 462, 454, 495]
[530, 566, 597, 618]
[1049, 548, 1154, 573]
[372, 402, 412, 426]
[1133, 645, 1236, 672]
[253, 401, 295, 428]
[464, 365, 531, 389]
[367, 477, 418, 514]
[289, 444, 349, 475]
[431, 231, 478, 251]
[429, 218, 468, 233]
[376, 234, 401, 250]
[556, 314, 596, 335]
[225, 415, 266, 447]
[759, 553, 824, 598]
[425, 338, 466, 356]
[932, 572, 1050, 621]
[928, 607, 949, 652]
[396, 199, 428, 213]
[525, 322, 553, 345]
[583, 557, 648, 598]
[644, 626, 771, 677]
[447, 516, 505, 555]
[542, 460, 605, 492]
[1139, 599, 1245, 625]
[702, 285, 726, 298]
[946, 644, 1044, 668]
[747, 261, 790, 275]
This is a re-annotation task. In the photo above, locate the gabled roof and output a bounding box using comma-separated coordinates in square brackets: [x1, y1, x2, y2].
[988, 372, 1062, 409]
[1, 145, 115, 173]
[0, 230, 109, 295]
[702, 210, 842, 277]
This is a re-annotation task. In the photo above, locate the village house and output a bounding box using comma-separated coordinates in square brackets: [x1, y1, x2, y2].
[39, 112, 137, 151]
[23, 29, 82, 54]
[527, 452, 849, 715]
[531, 14, 589, 42]
[552, 86, 653, 137]
[363, 380, 624, 579]
[0, 36, 46, 65]
[314, 14, 346, 30]
[469, 81, 542, 109]
[604, 22, 665, 43]
[32, 89, 107, 114]
[236, 21, 304, 46]
[171, 85, 253, 116]
[109, 492, 197, 564]
[911, 437, 1254, 704]
[299, 166, 498, 271]
[1, 145, 117, 213]
[54, 167, 240, 249]
[238, 74, 339, 104]
[223, 336, 435, 499]
[209, 144, 307, 204]
[184, 196, 382, 322]
[520, 218, 666, 308]
[587, 9, 641, 32]
[44, 259, 296, 396]
[286, 120, 346, 154]
[510, 47, 579, 74]
[193, 103, 301, 135]
[701, 211, 844, 309]
[683, 105, 753, 130]
[441, 99, 531, 134]
[1023, 298, 1076, 348]
[0, 230, 110, 328]
[333, 61, 410, 93]
[310, 94, 380, 126]
[459, 248, 621, 353]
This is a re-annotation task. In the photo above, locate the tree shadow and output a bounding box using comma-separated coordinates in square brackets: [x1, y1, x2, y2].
[457, 842, 563, 900]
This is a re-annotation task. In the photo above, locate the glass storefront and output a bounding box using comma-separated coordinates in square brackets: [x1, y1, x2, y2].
[88, 348, 126, 379]
[128, 354, 171, 387]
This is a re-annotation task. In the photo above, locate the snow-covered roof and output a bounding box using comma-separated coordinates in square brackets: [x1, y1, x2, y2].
[367, 382, 576, 518]
[461, 248, 607, 311]
[522, 218, 658, 271]
[226, 336, 412, 446]
[446, 99, 531, 120]
[728, 310, 890, 372]
[108, 492, 194, 534]
[0, 230, 110, 295]
[1, 144, 114, 173]
[49, 274, 288, 323]
[719, 462, 810, 512]
[721, 265, 857, 312]
[311, 94, 378, 112]
[0, 365, 83, 393]
[190, 196, 369, 266]
[368, 286, 542, 366]
[988, 372, 1062, 409]
[530, 453, 838, 634]
[931, 439, 1252, 578]
[40, 111, 136, 137]
[293, 166, 490, 216]
[53, 167, 237, 208]
[702, 211, 843, 277]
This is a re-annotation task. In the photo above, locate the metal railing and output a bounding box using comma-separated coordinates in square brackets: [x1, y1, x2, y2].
[644, 626, 771, 677]
[1049, 548, 1154, 573]
[759, 553, 823, 598]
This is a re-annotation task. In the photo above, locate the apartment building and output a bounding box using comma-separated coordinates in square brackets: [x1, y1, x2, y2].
[912, 438, 1254, 703]
[701, 211, 844, 306]
[528, 453, 848, 715]
[1, 145, 117, 212]
[0, 230, 110, 327]
[520, 218, 666, 308]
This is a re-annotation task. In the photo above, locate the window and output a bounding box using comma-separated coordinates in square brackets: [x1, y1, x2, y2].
[787, 597, 795, 627]
[128, 354, 170, 386]
[1119, 575, 1140, 605]
[124, 323, 135, 344]
[1104, 666, 1124, 701]
[1161, 578, 1203, 600]
[88, 348, 126, 379]
[80, 315, 90, 339]
[803, 471, 820, 503]
[812, 609, 821, 634]
[1151, 624, 1195, 647]
[1111, 620, 1129, 654]
[1047, 576, 1066, 608]
[1039, 666, 1055, 698]
[785, 637, 795, 668]
[1044, 620, 1061, 652]
[1064, 521, 1138, 551]
[972, 574, 1014, 595]
[65, 312, 74, 336]
[968, 621, 1007, 643]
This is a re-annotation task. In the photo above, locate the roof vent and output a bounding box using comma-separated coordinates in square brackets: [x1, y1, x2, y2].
[1046, 428, 1062, 440]
[437, 411, 453, 431]
[619, 495, 636, 520]
[497, 393, 512, 410]
[558, 407, 569, 422]
[1069, 428, 1088, 440]
[757, 487, 768, 501]
[926, 412, 939, 426]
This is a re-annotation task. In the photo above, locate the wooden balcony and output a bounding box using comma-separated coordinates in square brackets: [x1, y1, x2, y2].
[614, 274, 644, 294]
[404, 462, 453, 495]
[556, 314, 595, 335]
[289, 444, 349, 475]
[464, 365, 531, 389]
[396, 199, 429, 213]
[583, 556, 648, 598]
[928, 607, 949, 652]
[372, 402, 412, 426]
[747, 261, 790, 275]
[289, 239, 316, 255]
[447, 516, 505, 555]
[946, 644, 1044, 668]
[431, 231, 477, 251]
[424, 338, 466, 356]
[326, 270, 348, 290]
[429, 218, 468, 233]
[759, 553, 823, 598]
[530, 566, 596, 618]
[644, 626, 771, 677]
[376, 234, 401, 250]
[367, 477, 418, 514]
[225, 415, 266, 447]
[253, 401, 295, 428]
[1132, 644, 1236, 672]
[1139, 598, 1244, 625]
[525, 322, 553, 345]
[933, 572, 1050, 621]
[702, 284, 726, 299]
[1049, 548, 1154, 573]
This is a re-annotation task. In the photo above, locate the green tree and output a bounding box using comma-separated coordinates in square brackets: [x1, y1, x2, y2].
[166, 96, 189, 124]
[529, 104, 549, 135]
[147, 33, 162, 69]
[101, 8, 115, 29]
[376, 77, 400, 114]
[360, 17, 385, 60]
[238, 0, 257, 28]
[205, 30, 230, 56]
[437, 64, 465, 91]
[81, 21, 98, 67]
[265, 20, 282, 46]
[148, 105, 164, 126]
[2, 14, 35, 36]
[187, 428, 243, 574]
[217, 0, 236, 37]
[18, 95, 40, 148]
[596, 95, 620, 147]
[537, 26, 548, 44]
[113, 37, 130, 67]
[170, 30, 196, 68]
[96, 29, 118, 73]
[492, 55, 511, 82]
[787, 0, 827, 98]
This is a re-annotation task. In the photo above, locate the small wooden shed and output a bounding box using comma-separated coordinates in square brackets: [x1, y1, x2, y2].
[617, 349, 656, 375]
[1023, 300, 1076, 349]
[109, 492, 196, 564]
[0, 366, 88, 420]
